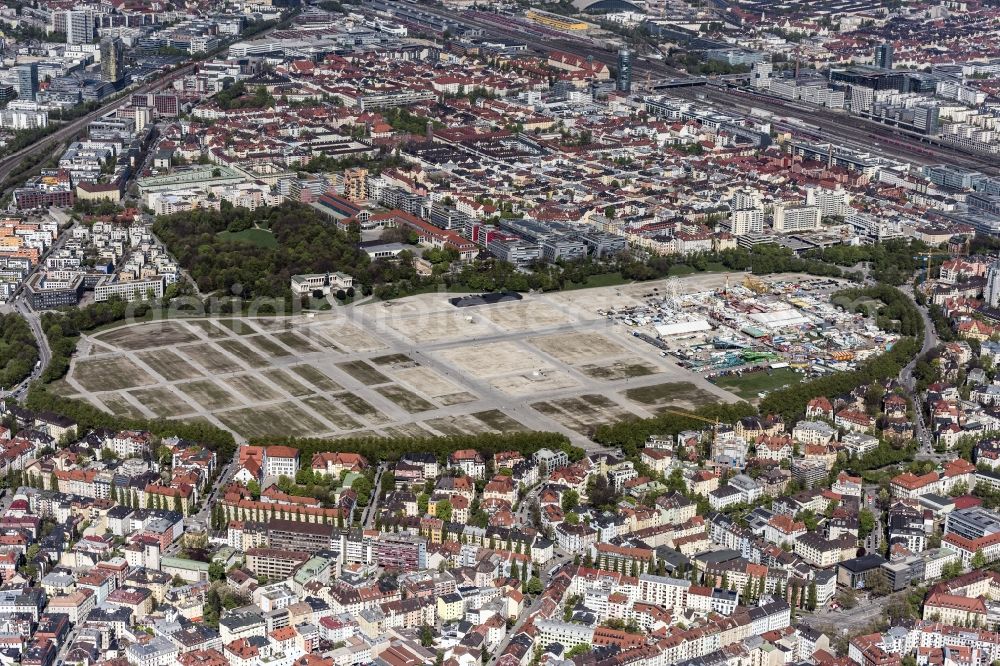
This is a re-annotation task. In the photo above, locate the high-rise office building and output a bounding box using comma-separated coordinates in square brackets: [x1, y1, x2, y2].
[874, 42, 893, 70]
[986, 260, 1000, 308]
[772, 204, 821, 233]
[66, 10, 94, 45]
[730, 208, 764, 236]
[617, 48, 631, 94]
[751, 61, 773, 89]
[100, 37, 125, 82]
[133, 106, 151, 132]
[15, 63, 38, 102]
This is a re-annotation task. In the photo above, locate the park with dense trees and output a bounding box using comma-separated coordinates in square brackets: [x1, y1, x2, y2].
[149, 196, 946, 308]
[152, 202, 400, 300]
[0, 314, 39, 391]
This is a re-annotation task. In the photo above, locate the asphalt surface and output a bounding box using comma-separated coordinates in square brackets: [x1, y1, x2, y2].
[0, 62, 197, 197]
[362, 464, 387, 529]
[898, 286, 942, 461]
[0, 60, 196, 400]
[412, 6, 1000, 176]
[0, 210, 76, 398]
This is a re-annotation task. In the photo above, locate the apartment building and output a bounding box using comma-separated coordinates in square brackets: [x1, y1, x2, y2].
[246, 548, 310, 579]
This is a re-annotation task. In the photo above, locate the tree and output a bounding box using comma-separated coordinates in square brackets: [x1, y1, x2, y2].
[972, 548, 987, 569]
[859, 508, 876, 540]
[437, 498, 453, 522]
[561, 489, 579, 512]
[868, 570, 891, 597]
[940, 560, 962, 580]
[247, 479, 260, 500]
[807, 582, 817, 611]
[525, 577, 544, 594]
[666, 467, 686, 493]
[295, 467, 314, 485]
[49, 473, 58, 492]
[837, 588, 858, 610]
[418, 493, 429, 516]
[211, 504, 224, 531]
[565, 512, 579, 526]
[586, 474, 618, 510]
[173, 493, 184, 515]
[205, 587, 222, 627]
[353, 476, 373, 507]
[566, 645, 592, 659]
[419, 625, 434, 647]
[208, 561, 226, 581]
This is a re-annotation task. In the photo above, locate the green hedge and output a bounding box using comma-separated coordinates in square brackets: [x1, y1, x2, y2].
[255, 431, 584, 466]
[27, 386, 236, 460]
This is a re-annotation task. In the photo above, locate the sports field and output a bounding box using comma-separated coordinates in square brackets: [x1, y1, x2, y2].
[63, 274, 747, 446]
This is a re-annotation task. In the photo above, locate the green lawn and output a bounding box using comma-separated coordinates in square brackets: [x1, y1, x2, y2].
[669, 263, 729, 276]
[713, 367, 801, 399]
[564, 272, 632, 291]
[622, 381, 716, 407]
[217, 228, 277, 248]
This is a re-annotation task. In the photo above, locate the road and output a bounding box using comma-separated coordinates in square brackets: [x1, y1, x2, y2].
[192, 457, 238, 526]
[410, 5, 1000, 176]
[362, 463, 387, 529]
[804, 590, 896, 634]
[0, 210, 79, 398]
[487, 556, 571, 665]
[0, 62, 197, 197]
[674, 86, 1000, 176]
[898, 286, 941, 460]
[862, 486, 883, 556]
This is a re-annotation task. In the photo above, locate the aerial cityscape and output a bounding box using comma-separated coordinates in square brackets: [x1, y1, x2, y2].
[0, 0, 997, 665]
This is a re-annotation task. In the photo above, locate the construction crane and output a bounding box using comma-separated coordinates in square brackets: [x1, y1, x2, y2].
[743, 275, 768, 294]
[659, 408, 722, 458]
[915, 250, 953, 285]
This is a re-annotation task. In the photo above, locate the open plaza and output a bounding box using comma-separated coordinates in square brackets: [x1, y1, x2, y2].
[56, 272, 866, 445]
